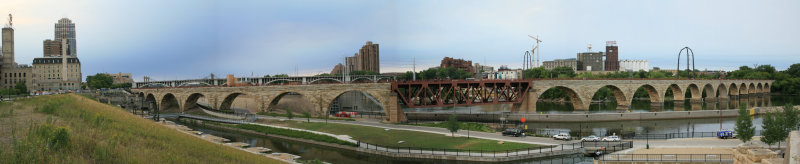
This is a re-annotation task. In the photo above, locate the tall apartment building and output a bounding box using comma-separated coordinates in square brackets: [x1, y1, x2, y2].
[330, 41, 380, 74]
[605, 41, 619, 71]
[55, 18, 76, 56]
[358, 41, 379, 73]
[440, 57, 473, 73]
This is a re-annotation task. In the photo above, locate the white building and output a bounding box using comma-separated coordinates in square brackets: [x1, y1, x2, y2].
[619, 60, 649, 71]
[486, 69, 522, 80]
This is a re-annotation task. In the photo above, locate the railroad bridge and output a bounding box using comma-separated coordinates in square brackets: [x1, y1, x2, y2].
[132, 79, 772, 123]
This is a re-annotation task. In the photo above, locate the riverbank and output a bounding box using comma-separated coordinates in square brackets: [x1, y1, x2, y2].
[0, 94, 283, 163]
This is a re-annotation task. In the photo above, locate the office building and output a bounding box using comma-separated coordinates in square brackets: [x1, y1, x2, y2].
[330, 41, 380, 74]
[55, 18, 76, 56]
[43, 39, 61, 57]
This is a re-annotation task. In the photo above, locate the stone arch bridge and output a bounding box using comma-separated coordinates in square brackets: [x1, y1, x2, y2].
[132, 79, 772, 123]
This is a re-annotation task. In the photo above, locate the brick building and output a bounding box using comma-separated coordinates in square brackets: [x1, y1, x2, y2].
[440, 57, 473, 73]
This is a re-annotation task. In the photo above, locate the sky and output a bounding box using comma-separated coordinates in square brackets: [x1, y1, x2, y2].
[2, 0, 799, 81]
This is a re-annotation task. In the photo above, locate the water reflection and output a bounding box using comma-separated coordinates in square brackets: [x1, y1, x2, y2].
[403, 94, 796, 114]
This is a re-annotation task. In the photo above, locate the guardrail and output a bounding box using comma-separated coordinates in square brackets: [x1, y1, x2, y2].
[598, 154, 734, 162]
[355, 141, 583, 158]
[581, 141, 633, 152]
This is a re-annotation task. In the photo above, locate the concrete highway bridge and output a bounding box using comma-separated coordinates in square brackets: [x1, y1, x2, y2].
[133, 75, 395, 88]
[131, 79, 772, 123]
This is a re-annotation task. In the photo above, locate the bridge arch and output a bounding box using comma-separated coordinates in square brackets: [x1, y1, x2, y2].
[757, 83, 763, 93]
[327, 90, 386, 116]
[685, 84, 701, 101]
[145, 93, 158, 110]
[538, 86, 586, 110]
[702, 84, 715, 100]
[265, 92, 317, 114]
[717, 83, 729, 99]
[764, 83, 770, 93]
[184, 93, 208, 111]
[749, 83, 756, 94]
[219, 92, 247, 112]
[266, 79, 300, 85]
[633, 84, 661, 104]
[665, 84, 684, 101]
[729, 83, 739, 96]
[309, 78, 342, 84]
[160, 93, 181, 113]
[350, 77, 376, 83]
[740, 83, 748, 95]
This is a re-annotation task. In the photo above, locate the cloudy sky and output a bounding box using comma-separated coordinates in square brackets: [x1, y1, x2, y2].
[2, 0, 799, 81]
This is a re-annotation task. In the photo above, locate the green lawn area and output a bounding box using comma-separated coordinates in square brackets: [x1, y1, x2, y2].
[0, 94, 284, 163]
[261, 120, 547, 151]
[412, 122, 496, 133]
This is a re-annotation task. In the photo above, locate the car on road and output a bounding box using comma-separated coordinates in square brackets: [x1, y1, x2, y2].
[501, 128, 525, 137]
[602, 136, 621, 141]
[581, 135, 601, 141]
[717, 130, 737, 139]
[553, 133, 571, 140]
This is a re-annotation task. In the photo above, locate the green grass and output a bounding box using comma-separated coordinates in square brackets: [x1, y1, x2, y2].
[268, 120, 547, 151]
[230, 124, 356, 147]
[0, 94, 284, 163]
[412, 122, 495, 133]
[258, 112, 356, 121]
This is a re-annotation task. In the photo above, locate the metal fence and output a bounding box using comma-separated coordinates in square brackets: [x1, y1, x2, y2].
[581, 141, 633, 152]
[355, 141, 583, 158]
[598, 154, 734, 162]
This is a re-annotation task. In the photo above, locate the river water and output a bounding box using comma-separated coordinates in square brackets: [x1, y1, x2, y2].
[176, 121, 593, 164]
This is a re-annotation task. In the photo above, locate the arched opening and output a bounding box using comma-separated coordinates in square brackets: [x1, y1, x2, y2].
[634, 84, 660, 102]
[145, 94, 157, 111]
[739, 83, 748, 95]
[764, 83, 770, 92]
[219, 93, 248, 113]
[328, 91, 385, 118]
[536, 86, 585, 111]
[184, 93, 210, 112]
[159, 93, 180, 113]
[664, 84, 682, 101]
[729, 83, 739, 96]
[757, 83, 763, 93]
[589, 85, 626, 111]
[265, 92, 317, 116]
[749, 83, 756, 94]
[685, 84, 700, 100]
[701, 84, 715, 100]
[717, 84, 728, 98]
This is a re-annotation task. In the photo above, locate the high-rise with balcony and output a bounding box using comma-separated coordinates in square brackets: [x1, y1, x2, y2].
[55, 18, 76, 56]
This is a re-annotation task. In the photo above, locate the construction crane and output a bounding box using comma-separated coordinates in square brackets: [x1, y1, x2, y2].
[528, 35, 542, 67]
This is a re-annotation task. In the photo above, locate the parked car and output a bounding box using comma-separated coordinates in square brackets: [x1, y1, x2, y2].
[581, 135, 601, 141]
[502, 128, 524, 137]
[602, 136, 621, 141]
[717, 130, 737, 139]
[553, 133, 571, 140]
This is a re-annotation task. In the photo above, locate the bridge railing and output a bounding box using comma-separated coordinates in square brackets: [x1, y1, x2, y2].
[355, 141, 583, 158]
[598, 153, 734, 162]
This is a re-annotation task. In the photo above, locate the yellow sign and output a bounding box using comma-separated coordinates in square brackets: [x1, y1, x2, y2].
[525, 125, 528, 130]
[750, 108, 755, 116]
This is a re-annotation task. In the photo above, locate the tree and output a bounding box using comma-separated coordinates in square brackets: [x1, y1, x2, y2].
[444, 114, 460, 137]
[285, 108, 294, 119]
[86, 73, 113, 89]
[735, 105, 755, 143]
[14, 81, 27, 94]
[784, 104, 799, 131]
[761, 111, 785, 146]
[274, 74, 289, 77]
[787, 63, 800, 78]
[302, 112, 311, 122]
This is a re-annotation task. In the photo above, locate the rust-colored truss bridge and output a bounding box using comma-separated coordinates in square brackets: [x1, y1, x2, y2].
[391, 80, 532, 108]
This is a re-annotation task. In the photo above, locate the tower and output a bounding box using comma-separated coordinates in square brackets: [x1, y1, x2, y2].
[605, 41, 619, 71]
[55, 18, 76, 56]
[2, 22, 14, 71]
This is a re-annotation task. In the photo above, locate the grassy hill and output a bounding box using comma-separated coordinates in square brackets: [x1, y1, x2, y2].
[0, 94, 283, 163]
